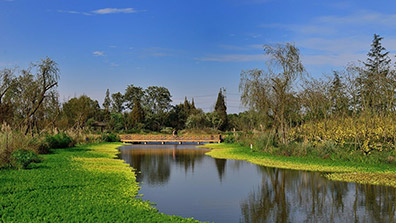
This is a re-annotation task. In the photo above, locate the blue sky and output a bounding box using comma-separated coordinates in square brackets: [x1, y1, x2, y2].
[1, 0, 396, 113]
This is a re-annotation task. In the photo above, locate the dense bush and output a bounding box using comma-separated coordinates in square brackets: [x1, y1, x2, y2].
[223, 134, 236, 144]
[11, 149, 40, 169]
[101, 133, 120, 142]
[45, 132, 74, 149]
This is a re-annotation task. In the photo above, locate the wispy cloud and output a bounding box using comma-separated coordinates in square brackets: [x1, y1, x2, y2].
[260, 11, 396, 67]
[141, 47, 177, 57]
[92, 8, 137, 14]
[93, 51, 104, 56]
[196, 54, 268, 62]
[57, 10, 92, 16]
[58, 8, 141, 16]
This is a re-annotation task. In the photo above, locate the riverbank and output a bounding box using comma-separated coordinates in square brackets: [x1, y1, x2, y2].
[0, 143, 200, 222]
[202, 143, 396, 187]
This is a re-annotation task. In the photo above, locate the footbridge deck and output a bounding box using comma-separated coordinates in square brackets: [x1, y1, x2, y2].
[120, 134, 222, 144]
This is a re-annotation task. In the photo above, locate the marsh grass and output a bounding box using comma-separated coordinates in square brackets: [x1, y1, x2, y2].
[202, 143, 396, 187]
[0, 124, 40, 168]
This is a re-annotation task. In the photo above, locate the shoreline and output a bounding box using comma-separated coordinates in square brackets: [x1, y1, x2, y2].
[0, 142, 200, 222]
[201, 143, 396, 188]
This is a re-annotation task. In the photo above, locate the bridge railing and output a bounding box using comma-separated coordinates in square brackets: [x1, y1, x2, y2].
[119, 134, 222, 143]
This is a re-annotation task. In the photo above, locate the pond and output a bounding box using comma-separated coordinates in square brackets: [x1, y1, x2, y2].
[118, 144, 396, 223]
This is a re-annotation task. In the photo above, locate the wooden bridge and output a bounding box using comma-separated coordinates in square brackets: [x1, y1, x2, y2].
[120, 134, 222, 144]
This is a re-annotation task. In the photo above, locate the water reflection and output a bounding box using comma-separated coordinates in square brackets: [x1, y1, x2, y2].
[118, 145, 396, 223]
[240, 166, 396, 223]
[119, 144, 210, 185]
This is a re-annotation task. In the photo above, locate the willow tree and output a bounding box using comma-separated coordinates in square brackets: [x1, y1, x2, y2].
[240, 43, 304, 143]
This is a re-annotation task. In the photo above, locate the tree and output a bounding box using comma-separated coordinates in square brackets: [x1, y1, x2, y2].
[124, 84, 144, 110]
[12, 58, 60, 134]
[130, 97, 145, 127]
[214, 88, 227, 131]
[359, 34, 392, 114]
[103, 89, 112, 111]
[0, 68, 15, 125]
[329, 71, 349, 116]
[240, 43, 304, 143]
[111, 92, 124, 113]
[143, 86, 172, 114]
[62, 95, 100, 129]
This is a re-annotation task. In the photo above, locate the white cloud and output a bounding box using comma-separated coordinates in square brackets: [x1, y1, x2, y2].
[92, 8, 137, 15]
[58, 8, 140, 16]
[93, 51, 104, 56]
[57, 10, 92, 16]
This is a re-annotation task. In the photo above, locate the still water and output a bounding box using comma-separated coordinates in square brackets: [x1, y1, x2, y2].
[118, 144, 396, 223]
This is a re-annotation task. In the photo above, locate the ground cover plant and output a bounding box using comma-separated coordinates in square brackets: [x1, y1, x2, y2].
[0, 143, 201, 222]
[202, 143, 396, 188]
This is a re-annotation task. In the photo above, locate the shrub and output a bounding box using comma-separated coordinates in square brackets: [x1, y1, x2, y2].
[11, 149, 40, 169]
[101, 133, 120, 142]
[45, 132, 74, 149]
[223, 135, 235, 144]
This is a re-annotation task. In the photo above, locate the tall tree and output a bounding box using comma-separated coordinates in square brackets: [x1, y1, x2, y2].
[143, 86, 172, 114]
[329, 71, 349, 116]
[359, 34, 392, 113]
[103, 89, 112, 111]
[214, 88, 228, 131]
[16, 58, 59, 134]
[240, 43, 304, 143]
[111, 92, 124, 113]
[124, 84, 144, 110]
[130, 97, 145, 127]
[62, 95, 100, 129]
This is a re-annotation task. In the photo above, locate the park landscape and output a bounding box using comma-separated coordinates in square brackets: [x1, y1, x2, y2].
[2, 1, 396, 222]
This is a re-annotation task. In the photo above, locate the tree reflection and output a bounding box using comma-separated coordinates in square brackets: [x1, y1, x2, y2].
[121, 145, 209, 186]
[241, 167, 396, 223]
[214, 158, 227, 182]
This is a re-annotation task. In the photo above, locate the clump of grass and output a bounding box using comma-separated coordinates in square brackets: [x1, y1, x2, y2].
[101, 132, 119, 142]
[0, 124, 40, 168]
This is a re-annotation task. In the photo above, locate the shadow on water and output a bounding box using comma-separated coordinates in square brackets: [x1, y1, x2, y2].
[118, 144, 396, 223]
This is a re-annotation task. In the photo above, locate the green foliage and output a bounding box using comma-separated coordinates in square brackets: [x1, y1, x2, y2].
[11, 149, 40, 169]
[101, 133, 119, 142]
[223, 134, 235, 144]
[0, 143, 200, 222]
[214, 88, 228, 131]
[130, 97, 145, 127]
[62, 95, 100, 129]
[45, 132, 74, 149]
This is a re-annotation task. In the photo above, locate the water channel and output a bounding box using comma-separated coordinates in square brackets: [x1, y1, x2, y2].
[118, 144, 396, 223]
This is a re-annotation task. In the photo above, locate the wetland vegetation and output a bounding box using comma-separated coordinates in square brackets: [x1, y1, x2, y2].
[2, 34, 396, 221]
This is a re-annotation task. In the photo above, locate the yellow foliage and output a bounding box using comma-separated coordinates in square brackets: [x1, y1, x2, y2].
[290, 115, 396, 153]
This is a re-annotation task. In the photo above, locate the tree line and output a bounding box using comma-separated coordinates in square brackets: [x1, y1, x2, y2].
[238, 34, 396, 156]
[0, 62, 229, 135]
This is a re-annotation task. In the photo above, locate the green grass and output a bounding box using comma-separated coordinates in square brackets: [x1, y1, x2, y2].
[201, 143, 396, 187]
[0, 143, 201, 223]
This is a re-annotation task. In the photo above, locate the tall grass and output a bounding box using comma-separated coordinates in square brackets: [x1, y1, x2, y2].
[0, 124, 39, 168]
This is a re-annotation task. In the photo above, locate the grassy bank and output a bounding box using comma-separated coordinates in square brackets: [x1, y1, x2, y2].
[202, 143, 396, 187]
[0, 143, 200, 222]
